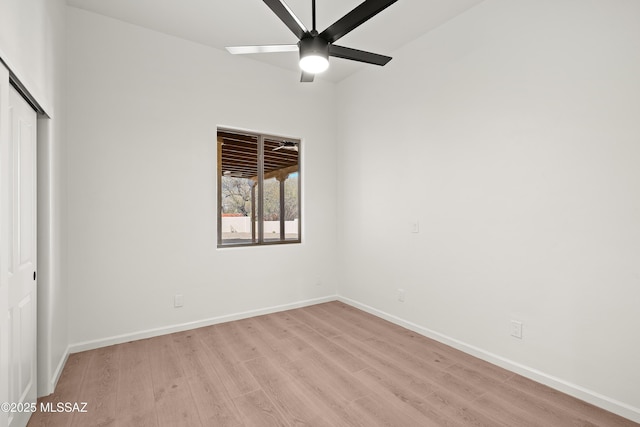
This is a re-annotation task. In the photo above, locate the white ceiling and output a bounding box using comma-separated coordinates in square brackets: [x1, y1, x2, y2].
[66, 0, 484, 82]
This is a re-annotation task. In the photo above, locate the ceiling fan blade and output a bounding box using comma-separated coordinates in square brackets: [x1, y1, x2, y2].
[263, 0, 308, 40]
[274, 141, 299, 150]
[329, 45, 391, 66]
[226, 45, 298, 54]
[319, 0, 398, 43]
[300, 71, 315, 82]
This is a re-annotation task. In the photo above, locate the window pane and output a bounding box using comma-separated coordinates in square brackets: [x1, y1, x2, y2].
[263, 176, 280, 242]
[264, 138, 299, 243]
[219, 132, 258, 245]
[221, 176, 256, 244]
[284, 172, 299, 241]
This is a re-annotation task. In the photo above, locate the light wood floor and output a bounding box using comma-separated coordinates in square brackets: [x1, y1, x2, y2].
[28, 301, 637, 427]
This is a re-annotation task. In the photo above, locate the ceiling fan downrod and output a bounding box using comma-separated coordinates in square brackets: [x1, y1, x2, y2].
[312, 0, 316, 32]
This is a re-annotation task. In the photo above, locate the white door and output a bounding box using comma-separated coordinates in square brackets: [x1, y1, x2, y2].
[2, 82, 38, 427]
[0, 61, 11, 427]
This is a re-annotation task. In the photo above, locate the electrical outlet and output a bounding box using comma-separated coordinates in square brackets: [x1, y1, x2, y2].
[411, 220, 420, 234]
[397, 289, 406, 302]
[510, 320, 522, 339]
[174, 294, 184, 308]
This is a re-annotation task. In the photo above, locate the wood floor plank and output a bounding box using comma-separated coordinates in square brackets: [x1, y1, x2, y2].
[173, 330, 244, 426]
[471, 392, 566, 427]
[331, 334, 438, 397]
[186, 375, 244, 427]
[279, 357, 366, 427]
[254, 313, 296, 341]
[216, 320, 262, 362]
[28, 301, 640, 427]
[170, 330, 210, 379]
[363, 336, 486, 401]
[28, 351, 94, 427]
[322, 302, 463, 369]
[116, 412, 159, 427]
[447, 361, 606, 426]
[321, 301, 406, 336]
[397, 327, 475, 363]
[506, 374, 639, 427]
[153, 377, 202, 427]
[235, 316, 308, 366]
[425, 388, 512, 427]
[114, 340, 158, 427]
[355, 367, 464, 427]
[318, 301, 414, 341]
[294, 348, 370, 403]
[349, 394, 434, 427]
[253, 313, 317, 364]
[245, 357, 333, 427]
[286, 321, 367, 373]
[147, 334, 202, 427]
[232, 390, 289, 427]
[285, 307, 343, 338]
[194, 325, 260, 398]
[452, 352, 514, 383]
[477, 377, 606, 427]
[147, 334, 186, 387]
[70, 345, 121, 427]
[303, 304, 376, 342]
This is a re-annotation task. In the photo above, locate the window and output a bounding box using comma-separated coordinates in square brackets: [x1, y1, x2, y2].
[217, 128, 301, 247]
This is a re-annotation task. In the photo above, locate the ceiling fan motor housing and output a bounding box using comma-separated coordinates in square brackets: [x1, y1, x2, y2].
[298, 37, 329, 60]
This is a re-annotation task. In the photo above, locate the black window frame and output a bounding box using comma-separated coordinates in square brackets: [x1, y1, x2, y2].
[217, 127, 301, 248]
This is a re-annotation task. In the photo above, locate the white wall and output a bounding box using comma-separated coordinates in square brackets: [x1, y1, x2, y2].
[337, 0, 640, 421]
[66, 8, 338, 347]
[0, 0, 68, 397]
[0, 0, 58, 114]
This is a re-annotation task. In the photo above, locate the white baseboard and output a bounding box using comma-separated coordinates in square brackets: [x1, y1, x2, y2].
[38, 346, 70, 398]
[338, 296, 640, 424]
[50, 347, 70, 394]
[68, 295, 338, 354]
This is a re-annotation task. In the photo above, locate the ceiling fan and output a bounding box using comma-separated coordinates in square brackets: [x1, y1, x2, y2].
[273, 141, 299, 152]
[226, 0, 398, 82]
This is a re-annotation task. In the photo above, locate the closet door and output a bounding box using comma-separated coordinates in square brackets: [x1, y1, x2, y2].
[1, 72, 38, 427]
[0, 60, 10, 427]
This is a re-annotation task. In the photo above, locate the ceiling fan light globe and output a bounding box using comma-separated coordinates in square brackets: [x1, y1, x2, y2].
[299, 55, 329, 74]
